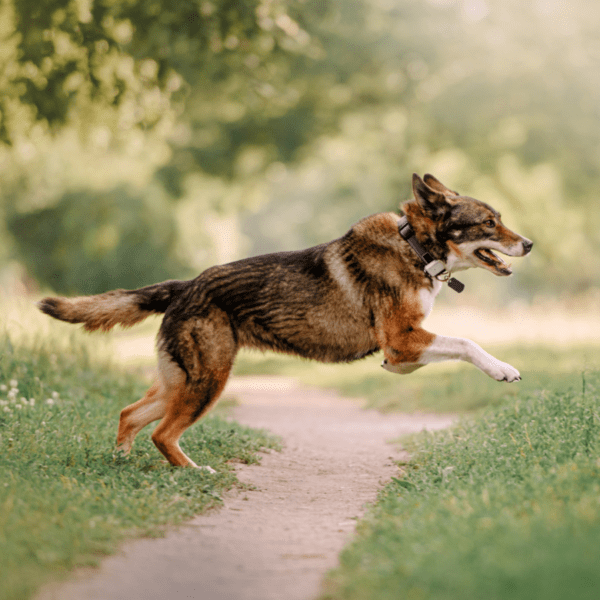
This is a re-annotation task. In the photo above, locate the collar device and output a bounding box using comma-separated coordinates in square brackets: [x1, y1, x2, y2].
[398, 217, 465, 293]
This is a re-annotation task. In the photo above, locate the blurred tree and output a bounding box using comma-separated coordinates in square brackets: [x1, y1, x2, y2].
[5, 0, 373, 161]
[242, 0, 600, 298]
[4, 0, 400, 185]
[2, 0, 600, 297]
[6, 0, 295, 141]
[6, 187, 185, 294]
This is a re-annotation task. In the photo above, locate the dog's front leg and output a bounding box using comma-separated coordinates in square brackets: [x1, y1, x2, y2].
[382, 331, 521, 382]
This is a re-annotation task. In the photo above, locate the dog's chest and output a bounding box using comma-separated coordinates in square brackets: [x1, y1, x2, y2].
[417, 280, 443, 319]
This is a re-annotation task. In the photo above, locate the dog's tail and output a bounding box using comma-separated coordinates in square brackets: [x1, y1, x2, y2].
[37, 280, 189, 332]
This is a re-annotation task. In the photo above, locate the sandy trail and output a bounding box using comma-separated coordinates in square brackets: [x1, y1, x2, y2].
[37, 377, 455, 600]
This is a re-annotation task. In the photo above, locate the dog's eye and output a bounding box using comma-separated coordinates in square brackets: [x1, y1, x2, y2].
[484, 219, 495, 228]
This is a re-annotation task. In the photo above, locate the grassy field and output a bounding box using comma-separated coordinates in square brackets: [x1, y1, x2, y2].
[0, 330, 280, 600]
[321, 367, 600, 600]
[4, 295, 600, 600]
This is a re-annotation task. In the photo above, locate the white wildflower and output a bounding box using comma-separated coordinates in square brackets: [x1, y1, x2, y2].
[0, 400, 7, 406]
[0, 384, 7, 392]
[29, 398, 36, 406]
[9, 379, 18, 388]
[3, 406, 11, 413]
[51, 391, 59, 400]
[21, 397, 28, 405]
[45, 398, 54, 406]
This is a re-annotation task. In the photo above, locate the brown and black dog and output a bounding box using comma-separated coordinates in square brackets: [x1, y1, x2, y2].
[38, 173, 532, 469]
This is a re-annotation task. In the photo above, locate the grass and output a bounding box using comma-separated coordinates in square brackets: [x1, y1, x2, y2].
[321, 370, 600, 600]
[4, 294, 600, 599]
[0, 334, 280, 600]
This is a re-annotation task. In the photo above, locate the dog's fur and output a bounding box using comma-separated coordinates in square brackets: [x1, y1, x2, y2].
[38, 174, 532, 469]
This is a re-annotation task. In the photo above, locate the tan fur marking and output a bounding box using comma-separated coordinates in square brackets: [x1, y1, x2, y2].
[379, 292, 435, 365]
[326, 250, 363, 307]
[495, 223, 523, 245]
[116, 381, 165, 454]
[150, 382, 195, 467]
[402, 202, 437, 241]
[150, 365, 231, 468]
[447, 240, 464, 259]
[361, 212, 401, 236]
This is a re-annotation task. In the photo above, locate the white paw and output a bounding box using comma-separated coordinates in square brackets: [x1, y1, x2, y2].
[484, 358, 521, 382]
[159, 459, 216, 472]
[196, 465, 217, 474]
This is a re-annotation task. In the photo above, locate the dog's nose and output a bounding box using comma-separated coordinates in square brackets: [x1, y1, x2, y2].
[522, 239, 533, 254]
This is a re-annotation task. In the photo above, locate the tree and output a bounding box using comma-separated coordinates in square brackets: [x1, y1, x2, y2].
[3, 0, 600, 296]
[7, 186, 185, 294]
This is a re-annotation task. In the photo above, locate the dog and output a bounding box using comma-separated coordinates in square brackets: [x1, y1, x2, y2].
[38, 173, 533, 469]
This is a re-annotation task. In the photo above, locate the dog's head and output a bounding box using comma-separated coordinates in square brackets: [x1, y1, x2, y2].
[406, 173, 533, 276]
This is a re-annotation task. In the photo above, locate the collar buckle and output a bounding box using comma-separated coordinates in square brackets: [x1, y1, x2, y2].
[398, 216, 465, 293]
[424, 260, 446, 278]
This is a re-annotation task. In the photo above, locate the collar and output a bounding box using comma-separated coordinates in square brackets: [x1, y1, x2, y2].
[398, 216, 465, 293]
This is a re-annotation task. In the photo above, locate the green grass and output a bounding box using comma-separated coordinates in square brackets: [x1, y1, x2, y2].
[0, 335, 280, 600]
[5, 296, 599, 599]
[321, 371, 600, 600]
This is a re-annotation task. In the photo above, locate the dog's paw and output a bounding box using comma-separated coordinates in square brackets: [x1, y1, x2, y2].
[159, 459, 216, 472]
[485, 359, 521, 382]
[114, 444, 131, 458]
[195, 465, 217, 474]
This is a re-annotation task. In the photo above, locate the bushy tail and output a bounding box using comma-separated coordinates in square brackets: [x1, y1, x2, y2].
[37, 280, 189, 332]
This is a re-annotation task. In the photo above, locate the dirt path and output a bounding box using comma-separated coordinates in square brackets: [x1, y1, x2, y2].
[37, 377, 455, 600]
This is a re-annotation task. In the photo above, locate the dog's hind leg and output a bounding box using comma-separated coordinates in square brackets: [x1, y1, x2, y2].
[116, 380, 168, 456]
[116, 349, 185, 455]
[151, 311, 237, 469]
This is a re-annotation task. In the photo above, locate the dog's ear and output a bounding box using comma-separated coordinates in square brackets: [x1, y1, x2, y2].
[423, 173, 459, 196]
[412, 173, 451, 219]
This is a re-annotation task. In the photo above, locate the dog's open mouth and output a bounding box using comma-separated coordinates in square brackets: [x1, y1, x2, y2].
[474, 248, 512, 275]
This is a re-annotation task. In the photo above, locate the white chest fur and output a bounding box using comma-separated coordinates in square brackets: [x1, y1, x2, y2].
[418, 279, 443, 319]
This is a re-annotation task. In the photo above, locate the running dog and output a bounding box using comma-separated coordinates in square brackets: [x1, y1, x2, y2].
[38, 173, 533, 469]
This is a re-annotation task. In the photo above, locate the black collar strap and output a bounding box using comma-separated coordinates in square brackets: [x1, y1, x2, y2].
[398, 216, 465, 293]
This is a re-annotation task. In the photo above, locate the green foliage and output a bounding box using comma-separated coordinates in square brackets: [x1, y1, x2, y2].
[322, 373, 600, 600]
[6, 186, 186, 294]
[5, 0, 347, 166]
[5, 0, 310, 139]
[155, 0, 380, 187]
[0, 334, 279, 600]
[2, 0, 600, 294]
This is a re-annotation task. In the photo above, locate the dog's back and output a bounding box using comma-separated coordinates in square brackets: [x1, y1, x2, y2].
[158, 217, 405, 367]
